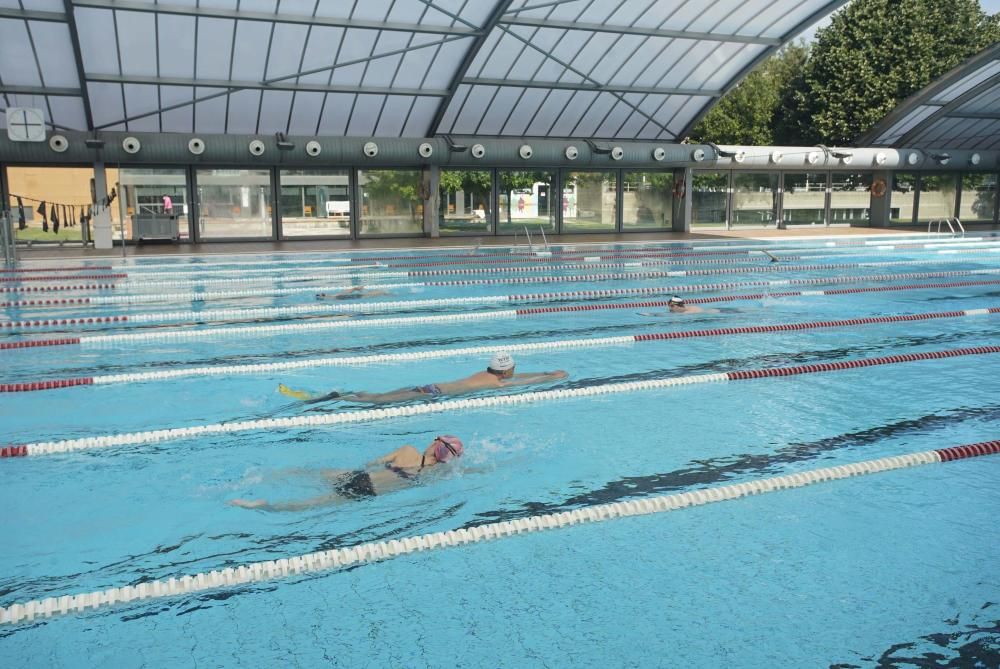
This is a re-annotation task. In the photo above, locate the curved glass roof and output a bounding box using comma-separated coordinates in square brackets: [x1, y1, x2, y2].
[860, 43, 1000, 151]
[0, 0, 847, 139]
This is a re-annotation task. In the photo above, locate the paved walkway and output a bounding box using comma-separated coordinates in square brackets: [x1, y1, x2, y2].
[11, 225, 996, 260]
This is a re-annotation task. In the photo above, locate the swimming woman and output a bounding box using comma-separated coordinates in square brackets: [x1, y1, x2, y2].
[230, 435, 464, 511]
[315, 286, 392, 301]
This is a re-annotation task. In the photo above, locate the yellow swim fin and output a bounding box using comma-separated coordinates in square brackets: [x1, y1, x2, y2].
[278, 383, 317, 401]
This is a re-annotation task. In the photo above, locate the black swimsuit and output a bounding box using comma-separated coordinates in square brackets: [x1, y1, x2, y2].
[336, 455, 425, 499]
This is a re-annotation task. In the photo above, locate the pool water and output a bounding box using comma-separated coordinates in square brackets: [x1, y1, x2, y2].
[1, 235, 999, 668]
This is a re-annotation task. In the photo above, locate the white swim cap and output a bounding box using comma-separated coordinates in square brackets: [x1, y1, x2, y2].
[490, 352, 514, 371]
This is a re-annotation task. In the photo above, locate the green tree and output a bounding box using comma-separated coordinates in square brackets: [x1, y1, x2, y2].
[779, 0, 1000, 145]
[690, 42, 809, 145]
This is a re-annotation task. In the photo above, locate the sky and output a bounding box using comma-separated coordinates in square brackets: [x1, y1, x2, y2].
[799, 0, 1000, 42]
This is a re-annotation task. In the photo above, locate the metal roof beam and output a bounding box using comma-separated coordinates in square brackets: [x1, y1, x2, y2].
[70, 0, 482, 35]
[896, 71, 1000, 146]
[500, 17, 782, 45]
[464, 77, 719, 97]
[427, 0, 515, 135]
[942, 110, 1000, 120]
[0, 7, 68, 22]
[0, 84, 81, 97]
[86, 74, 450, 97]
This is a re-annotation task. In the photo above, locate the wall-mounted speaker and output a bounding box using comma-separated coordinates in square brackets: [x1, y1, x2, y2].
[305, 140, 322, 157]
[363, 142, 379, 157]
[188, 138, 205, 155]
[418, 142, 434, 158]
[49, 134, 69, 152]
[122, 137, 141, 154]
[471, 143, 486, 158]
[248, 140, 266, 156]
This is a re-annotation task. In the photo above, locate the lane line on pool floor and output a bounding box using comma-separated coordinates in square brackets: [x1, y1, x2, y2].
[3, 273, 1000, 347]
[3, 346, 998, 458]
[2, 306, 996, 392]
[2, 439, 997, 626]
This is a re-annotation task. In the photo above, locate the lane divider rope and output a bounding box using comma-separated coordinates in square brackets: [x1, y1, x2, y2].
[0, 283, 116, 294]
[0, 265, 113, 274]
[3, 307, 994, 392]
[0, 274, 126, 283]
[6, 266, 995, 310]
[4, 273, 1000, 345]
[2, 440, 997, 624]
[3, 346, 997, 457]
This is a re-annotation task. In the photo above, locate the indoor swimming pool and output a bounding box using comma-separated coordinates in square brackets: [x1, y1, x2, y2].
[1, 234, 999, 667]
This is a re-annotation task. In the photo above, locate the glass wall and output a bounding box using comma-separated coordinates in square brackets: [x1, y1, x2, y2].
[498, 170, 555, 235]
[890, 173, 917, 225]
[959, 173, 997, 224]
[5, 166, 93, 243]
[439, 169, 492, 236]
[357, 169, 423, 236]
[562, 171, 617, 232]
[917, 173, 958, 224]
[783, 173, 827, 226]
[195, 169, 272, 239]
[279, 169, 351, 238]
[691, 171, 728, 227]
[118, 168, 189, 241]
[732, 172, 778, 226]
[622, 171, 672, 230]
[830, 172, 873, 225]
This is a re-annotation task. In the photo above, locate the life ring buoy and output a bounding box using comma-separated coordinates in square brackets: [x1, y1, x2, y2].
[672, 180, 686, 199]
[870, 179, 887, 198]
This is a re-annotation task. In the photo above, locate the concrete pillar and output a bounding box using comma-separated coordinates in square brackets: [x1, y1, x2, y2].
[867, 170, 892, 228]
[92, 162, 113, 249]
[423, 165, 440, 237]
[673, 167, 691, 233]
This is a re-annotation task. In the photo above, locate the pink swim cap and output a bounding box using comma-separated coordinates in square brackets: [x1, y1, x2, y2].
[433, 435, 464, 462]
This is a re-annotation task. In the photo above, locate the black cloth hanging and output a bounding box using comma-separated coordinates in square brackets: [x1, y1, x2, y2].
[37, 201, 48, 232]
[51, 203, 60, 234]
[108, 187, 117, 206]
[16, 197, 26, 230]
[63, 205, 70, 228]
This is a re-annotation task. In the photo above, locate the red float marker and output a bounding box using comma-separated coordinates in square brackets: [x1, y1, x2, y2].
[0, 265, 113, 273]
[936, 440, 1000, 461]
[0, 273, 127, 282]
[0, 337, 81, 351]
[0, 283, 116, 293]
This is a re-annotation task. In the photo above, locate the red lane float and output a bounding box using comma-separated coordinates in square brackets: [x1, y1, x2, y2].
[936, 440, 1000, 461]
[0, 377, 93, 392]
[0, 337, 80, 351]
[0, 273, 127, 282]
[0, 265, 113, 274]
[0, 283, 116, 294]
[0, 446, 27, 457]
[2, 316, 128, 328]
[726, 346, 1000, 380]
[0, 297, 92, 307]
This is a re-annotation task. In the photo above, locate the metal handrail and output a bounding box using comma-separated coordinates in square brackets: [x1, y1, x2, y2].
[0, 211, 16, 266]
[927, 217, 966, 237]
[523, 225, 533, 252]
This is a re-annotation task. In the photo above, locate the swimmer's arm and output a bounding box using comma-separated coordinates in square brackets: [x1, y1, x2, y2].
[230, 493, 343, 512]
[503, 370, 568, 386]
[365, 446, 410, 467]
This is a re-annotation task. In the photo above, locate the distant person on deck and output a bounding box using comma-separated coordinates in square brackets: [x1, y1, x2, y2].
[278, 352, 568, 404]
[230, 435, 465, 511]
[162, 194, 173, 217]
[315, 286, 392, 301]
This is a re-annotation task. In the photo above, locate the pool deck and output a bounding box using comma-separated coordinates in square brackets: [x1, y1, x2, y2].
[12, 224, 997, 260]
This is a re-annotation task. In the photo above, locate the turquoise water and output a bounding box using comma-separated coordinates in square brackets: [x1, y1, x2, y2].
[1, 236, 999, 668]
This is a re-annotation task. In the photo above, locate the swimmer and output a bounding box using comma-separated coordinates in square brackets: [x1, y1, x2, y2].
[230, 435, 464, 511]
[315, 286, 392, 301]
[278, 352, 568, 404]
[762, 250, 780, 263]
[666, 295, 705, 314]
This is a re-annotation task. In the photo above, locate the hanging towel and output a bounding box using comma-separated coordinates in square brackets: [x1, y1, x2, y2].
[37, 201, 48, 232]
[16, 196, 26, 230]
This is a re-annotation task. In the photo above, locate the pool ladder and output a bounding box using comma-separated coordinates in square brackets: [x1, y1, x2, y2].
[928, 217, 965, 237]
[512, 225, 549, 254]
